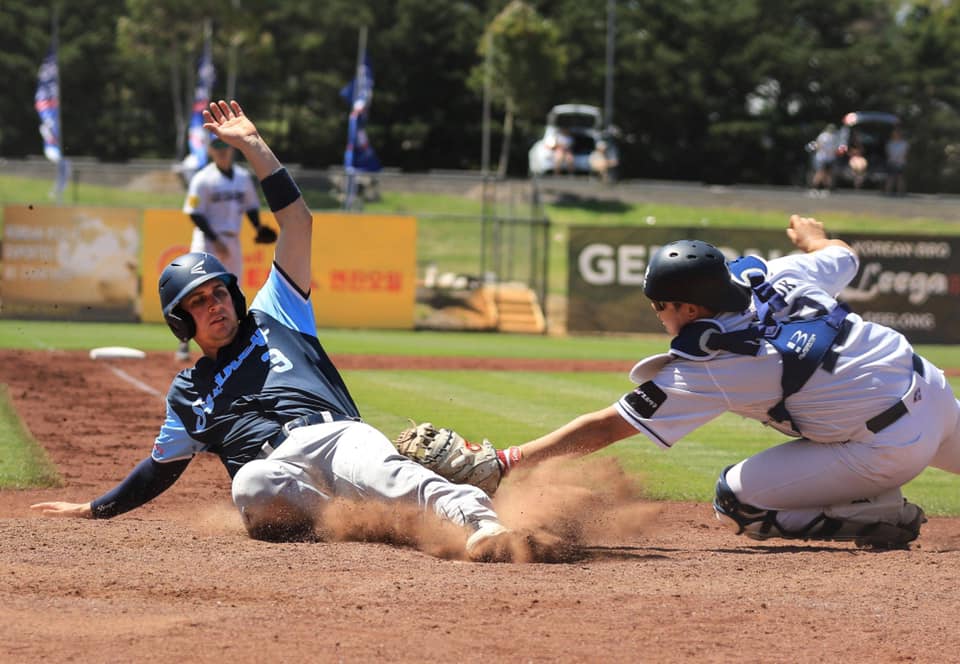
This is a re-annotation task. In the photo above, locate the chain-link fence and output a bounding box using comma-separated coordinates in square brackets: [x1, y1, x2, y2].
[413, 208, 550, 333]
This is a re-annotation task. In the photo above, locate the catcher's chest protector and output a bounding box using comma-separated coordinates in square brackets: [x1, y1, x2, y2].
[670, 255, 853, 435]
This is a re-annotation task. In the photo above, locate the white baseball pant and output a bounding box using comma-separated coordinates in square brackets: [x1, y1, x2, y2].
[191, 229, 242, 277]
[725, 355, 960, 529]
[231, 420, 500, 535]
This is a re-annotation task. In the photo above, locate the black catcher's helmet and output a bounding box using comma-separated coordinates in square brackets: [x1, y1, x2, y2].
[158, 252, 247, 341]
[643, 240, 750, 312]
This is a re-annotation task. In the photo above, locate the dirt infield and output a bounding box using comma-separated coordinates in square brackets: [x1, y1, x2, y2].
[5, 349, 960, 663]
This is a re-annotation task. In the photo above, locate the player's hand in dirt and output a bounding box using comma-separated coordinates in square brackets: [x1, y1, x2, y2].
[30, 501, 93, 518]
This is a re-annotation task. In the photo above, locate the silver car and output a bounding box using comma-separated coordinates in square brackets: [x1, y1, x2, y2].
[528, 104, 617, 177]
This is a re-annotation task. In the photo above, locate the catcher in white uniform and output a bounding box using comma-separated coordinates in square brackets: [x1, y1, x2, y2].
[396, 216, 960, 548]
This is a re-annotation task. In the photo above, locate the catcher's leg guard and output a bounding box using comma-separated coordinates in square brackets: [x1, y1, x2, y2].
[713, 466, 782, 539]
[824, 490, 927, 549]
[714, 467, 926, 548]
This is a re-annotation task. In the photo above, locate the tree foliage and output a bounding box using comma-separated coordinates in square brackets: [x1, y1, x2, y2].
[472, 1, 567, 175]
[3, 0, 960, 192]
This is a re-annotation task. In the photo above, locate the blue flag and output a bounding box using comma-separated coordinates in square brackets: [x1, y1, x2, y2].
[186, 40, 216, 172]
[35, 44, 70, 201]
[340, 54, 381, 174]
[35, 49, 61, 163]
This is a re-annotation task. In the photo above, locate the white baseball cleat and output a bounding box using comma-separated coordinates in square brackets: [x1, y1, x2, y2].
[466, 521, 513, 562]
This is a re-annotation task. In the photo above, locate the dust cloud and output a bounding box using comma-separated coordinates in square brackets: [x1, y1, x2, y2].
[184, 455, 658, 563]
[494, 455, 660, 551]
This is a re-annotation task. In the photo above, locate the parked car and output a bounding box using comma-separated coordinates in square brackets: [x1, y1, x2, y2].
[528, 104, 618, 179]
[806, 111, 901, 189]
[835, 111, 901, 188]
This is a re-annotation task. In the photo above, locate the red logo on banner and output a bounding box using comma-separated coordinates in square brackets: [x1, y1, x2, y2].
[329, 270, 402, 292]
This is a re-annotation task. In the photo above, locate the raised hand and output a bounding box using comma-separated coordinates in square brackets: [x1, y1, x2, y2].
[203, 100, 259, 149]
[786, 214, 852, 254]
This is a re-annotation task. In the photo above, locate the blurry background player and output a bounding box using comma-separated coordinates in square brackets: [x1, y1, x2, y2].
[810, 123, 839, 193]
[885, 126, 909, 197]
[177, 135, 274, 360]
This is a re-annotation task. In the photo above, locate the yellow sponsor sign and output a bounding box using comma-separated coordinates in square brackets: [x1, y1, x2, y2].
[142, 210, 415, 329]
[309, 213, 417, 328]
[1, 206, 141, 321]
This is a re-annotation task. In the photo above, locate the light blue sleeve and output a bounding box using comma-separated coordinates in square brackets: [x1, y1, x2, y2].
[152, 402, 206, 462]
[250, 264, 317, 335]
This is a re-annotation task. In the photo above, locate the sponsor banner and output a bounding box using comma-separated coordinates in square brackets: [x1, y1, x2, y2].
[1, 206, 141, 321]
[142, 211, 415, 329]
[567, 227, 960, 343]
[309, 213, 415, 328]
[840, 234, 960, 344]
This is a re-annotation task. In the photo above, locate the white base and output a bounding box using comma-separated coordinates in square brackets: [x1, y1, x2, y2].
[89, 346, 147, 360]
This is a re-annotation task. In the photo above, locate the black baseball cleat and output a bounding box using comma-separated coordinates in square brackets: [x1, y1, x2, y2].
[854, 502, 927, 550]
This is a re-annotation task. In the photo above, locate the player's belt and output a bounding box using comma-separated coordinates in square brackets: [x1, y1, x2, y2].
[259, 411, 361, 458]
[865, 354, 925, 434]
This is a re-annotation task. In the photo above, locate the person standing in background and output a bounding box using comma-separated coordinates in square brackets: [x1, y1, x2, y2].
[810, 124, 839, 194]
[552, 128, 574, 175]
[885, 126, 909, 197]
[177, 136, 274, 361]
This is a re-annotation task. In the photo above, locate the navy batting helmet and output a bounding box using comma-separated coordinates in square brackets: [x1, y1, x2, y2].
[643, 240, 750, 312]
[158, 252, 247, 341]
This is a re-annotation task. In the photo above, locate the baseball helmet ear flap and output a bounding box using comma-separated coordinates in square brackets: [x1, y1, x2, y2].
[159, 252, 245, 342]
[165, 305, 197, 342]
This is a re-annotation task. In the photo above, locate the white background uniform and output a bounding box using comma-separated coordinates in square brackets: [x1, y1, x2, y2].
[814, 130, 838, 169]
[617, 245, 960, 529]
[183, 162, 260, 276]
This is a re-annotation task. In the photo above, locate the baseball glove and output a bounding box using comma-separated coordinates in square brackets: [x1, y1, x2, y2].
[393, 422, 502, 495]
[255, 225, 278, 244]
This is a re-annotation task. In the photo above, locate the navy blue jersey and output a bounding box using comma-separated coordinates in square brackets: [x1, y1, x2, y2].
[153, 264, 359, 477]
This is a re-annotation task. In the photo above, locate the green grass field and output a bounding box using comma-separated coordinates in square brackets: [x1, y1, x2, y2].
[0, 383, 62, 489]
[3, 320, 960, 516]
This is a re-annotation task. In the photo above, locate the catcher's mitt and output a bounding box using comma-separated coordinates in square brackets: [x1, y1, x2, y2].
[255, 225, 278, 244]
[393, 422, 502, 495]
